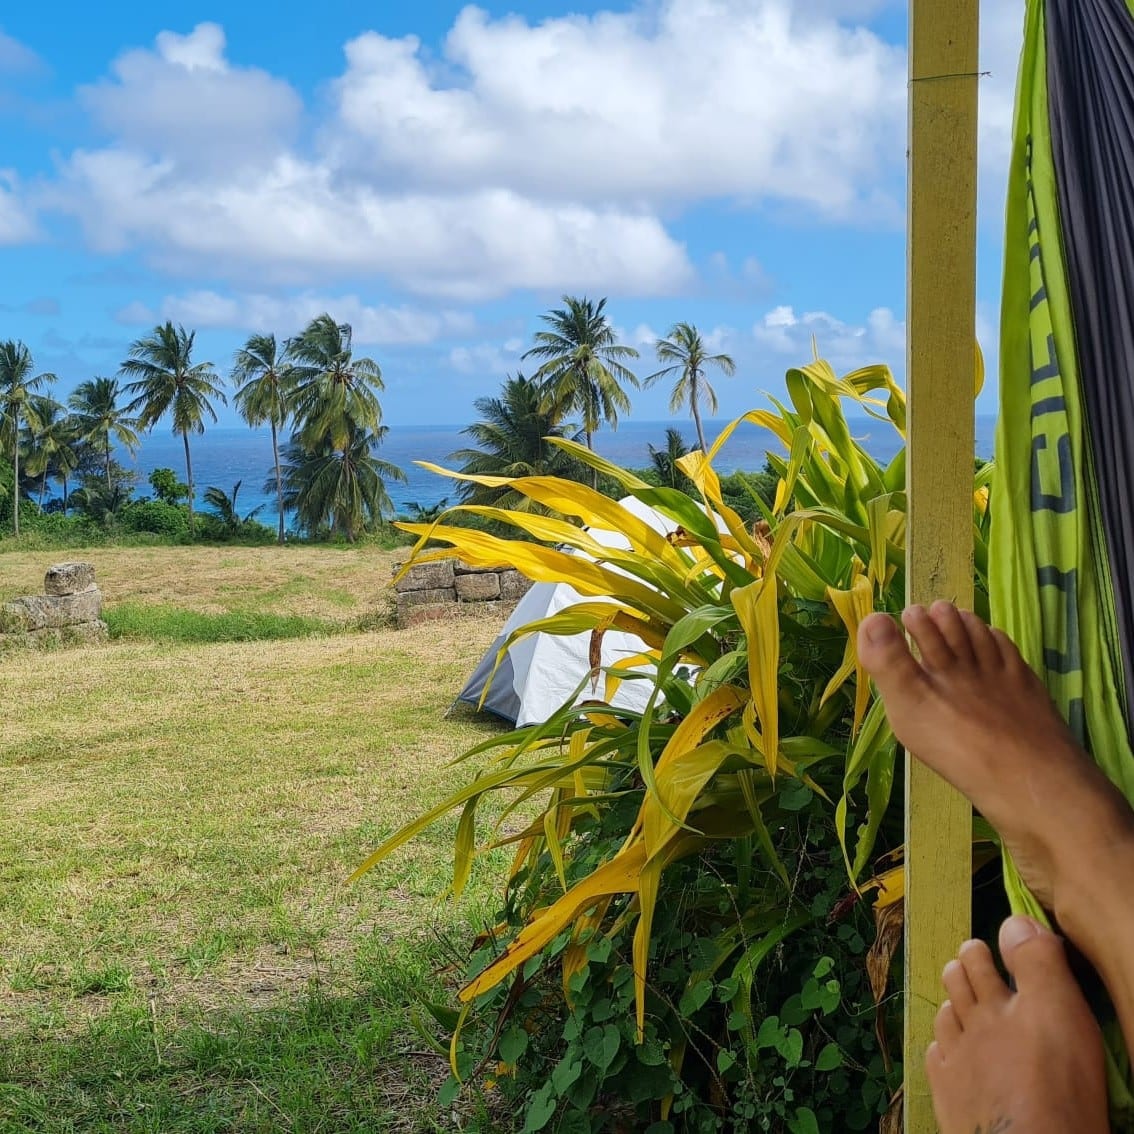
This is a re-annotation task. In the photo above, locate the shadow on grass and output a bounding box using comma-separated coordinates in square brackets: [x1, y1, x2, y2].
[0, 945, 502, 1134]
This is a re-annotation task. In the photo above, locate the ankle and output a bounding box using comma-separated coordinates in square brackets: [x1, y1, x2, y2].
[1053, 802, 1134, 959]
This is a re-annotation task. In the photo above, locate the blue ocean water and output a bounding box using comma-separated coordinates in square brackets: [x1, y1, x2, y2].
[116, 415, 999, 533]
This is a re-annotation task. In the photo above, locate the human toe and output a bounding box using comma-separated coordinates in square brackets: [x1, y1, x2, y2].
[941, 958, 976, 1022]
[997, 916, 1071, 993]
[929, 601, 975, 663]
[958, 939, 1009, 1004]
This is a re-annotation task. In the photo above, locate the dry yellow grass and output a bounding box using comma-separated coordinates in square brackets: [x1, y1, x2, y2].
[0, 543, 406, 622]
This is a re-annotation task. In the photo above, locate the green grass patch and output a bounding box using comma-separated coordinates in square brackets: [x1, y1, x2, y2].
[106, 604, 334, 644]
[1, 602, 513, 1132]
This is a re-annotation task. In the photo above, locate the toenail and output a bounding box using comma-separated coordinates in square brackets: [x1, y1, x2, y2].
[1000, 915, 1044, 952]
[862, 614, 898, 644]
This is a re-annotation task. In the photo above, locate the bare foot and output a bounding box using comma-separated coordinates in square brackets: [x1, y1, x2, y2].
[857, 602, 1133, 919]
[926, 915, 1109, 1134]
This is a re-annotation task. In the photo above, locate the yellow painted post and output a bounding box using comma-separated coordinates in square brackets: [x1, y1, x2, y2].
[905, 1, 979, 1131]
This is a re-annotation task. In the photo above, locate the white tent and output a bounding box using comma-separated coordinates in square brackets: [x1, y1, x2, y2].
[456, 496, 680, 726]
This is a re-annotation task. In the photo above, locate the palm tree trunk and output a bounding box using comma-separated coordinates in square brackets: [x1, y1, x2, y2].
[105, 435, 112, 490]
[62, 474, 68, 515]
[271, 420, 285, 544]
[691, 388, 708, 454]
[585, 429, 598, 489]
[12, 414, 19, 538]
[182, 430, 195, 536]
[38, 475, 46, 508]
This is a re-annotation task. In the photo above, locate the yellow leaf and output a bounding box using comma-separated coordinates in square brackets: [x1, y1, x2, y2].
[731, 576, 781, 775]
[395, 523, 682, 622]
[677, 451, 765, 568]
[824, 574, 875, 736]
[460, 842, 648, 1002]
[641, 740, 736, 860]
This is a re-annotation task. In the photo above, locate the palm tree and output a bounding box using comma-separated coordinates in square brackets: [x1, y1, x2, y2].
[0, 341, 56, 536]
[647, 427, 694, 492]
[522, 296, 639, 460]
[281, 425, 406, 542]
[24, 397, 80, 511]
[68, 377, 141, 491]
[232, 333, 294, 544]
[287, 315, 383, 450]
[645, 322, 736, 454]
[203, 480, 264, 536]
[120, 323, 226, 533]
[449, 373, 585, 512]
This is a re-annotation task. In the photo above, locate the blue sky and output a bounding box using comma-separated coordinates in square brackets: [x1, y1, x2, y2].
[0, 0, 1021, 429]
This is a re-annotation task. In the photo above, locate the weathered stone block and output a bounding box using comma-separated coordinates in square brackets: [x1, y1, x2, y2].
[455, 572, 501, 602]
[394, 561, 455, 593]
[0, 603, 26, 634]
[45, 562, 96, 596]
[2, 588, 103, 631]
[499, 569, 531, 601]
[396, 587, 454, 610]
[453, 560, 482, 575]
[397, 604, 452, 629]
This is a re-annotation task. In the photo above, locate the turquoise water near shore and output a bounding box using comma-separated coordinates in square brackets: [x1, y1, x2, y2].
[114, 415, 999, 532]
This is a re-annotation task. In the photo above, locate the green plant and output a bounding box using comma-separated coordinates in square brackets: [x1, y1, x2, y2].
[120, 499, 191, 539]
[357, 358, 993, 1130]
[149, 467, 189, 505]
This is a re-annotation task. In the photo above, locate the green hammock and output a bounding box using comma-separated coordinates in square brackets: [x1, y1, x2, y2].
[992, 0, 1134, 1123]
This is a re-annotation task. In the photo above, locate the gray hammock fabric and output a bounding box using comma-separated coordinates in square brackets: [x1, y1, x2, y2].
[1047, 0, 1134, 723]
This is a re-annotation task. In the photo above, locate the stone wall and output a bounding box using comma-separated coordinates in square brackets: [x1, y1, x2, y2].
[0, 562, 108, 649]
[393, 559, 532, 629]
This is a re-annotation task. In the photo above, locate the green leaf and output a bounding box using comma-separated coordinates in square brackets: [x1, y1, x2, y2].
[437, 1076, 461, 1107]
[756, 1016, 783, 1050]
[662, 605, 736, 663]
[717, 1049, 737, 1074]
[551, 1058, 583, 1095]
[783, 1028, 804, 1067]
[523, 1083, 558, 1132]
[556, 1110, 592, 1134]
[678, 979, 713, 1017]
[499, 1026, 529, 1064]
[815, 1043, 843, 1071]
[582, 1024, 620, 1072]
[789, 1106, 820, 1134]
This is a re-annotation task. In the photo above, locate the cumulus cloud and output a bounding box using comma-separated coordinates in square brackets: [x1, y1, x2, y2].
[78, 23, 301, 168]
[448, 337, 526, 375]
[41, 1, 922, 299]
[0, 29, 44, 76]
[753, 304, 905, 368]
[56, 148, 693, 298]
[0, 171, 36, 244]
[329, 0, 906, 215]
[114, 290, 474, 345]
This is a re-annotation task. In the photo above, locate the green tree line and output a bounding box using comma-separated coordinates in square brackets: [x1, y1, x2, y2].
[0, 297, 736, 541]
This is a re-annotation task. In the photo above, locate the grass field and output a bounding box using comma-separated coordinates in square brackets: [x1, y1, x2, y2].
[0, 544, 516, 1132]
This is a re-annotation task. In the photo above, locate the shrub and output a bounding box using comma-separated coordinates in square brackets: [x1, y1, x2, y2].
[358, 360, 993, 1131]
[119, 499, 191, 539]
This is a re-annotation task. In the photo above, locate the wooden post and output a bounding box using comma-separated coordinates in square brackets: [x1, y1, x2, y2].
[905, 2, 979, 1131]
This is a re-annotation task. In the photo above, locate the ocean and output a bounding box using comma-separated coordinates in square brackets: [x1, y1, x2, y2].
[114, 415, 999, 533]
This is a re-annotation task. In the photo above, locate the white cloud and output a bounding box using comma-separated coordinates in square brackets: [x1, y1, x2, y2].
[753, 304, 905, 367]
[0, 171, 36, 244]
[0, 29, 44, 76]
[40, 2, 919, 299]
[57, 148, 693, 298]
[115, 290, 474, 345]
[449, 338, 526, 375]
[977, 0, 1025, 229]
[329, 0, 906, 215]
[78, 23, 301, 169]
